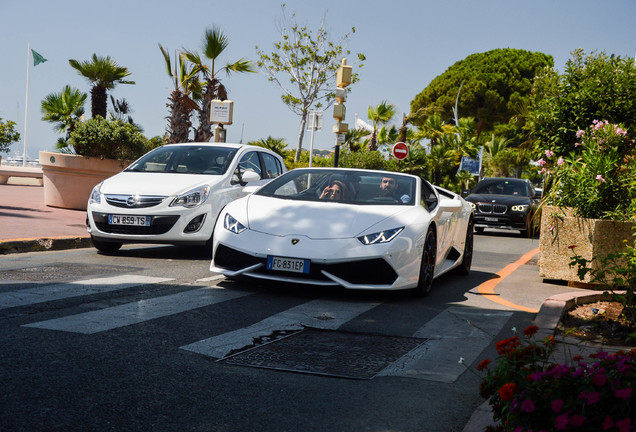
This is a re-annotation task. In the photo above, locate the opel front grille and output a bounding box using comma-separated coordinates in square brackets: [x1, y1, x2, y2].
[105, 194, 167, 208]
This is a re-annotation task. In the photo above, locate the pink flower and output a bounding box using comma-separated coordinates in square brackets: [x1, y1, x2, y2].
[579, 390, 600, 404]
[614, 388, 632, 399]
[576, 129, 585, 138]
[569, 415, 586, 427]
[596, 174, 606, 183]
[557, 157, 565, 166]
[593, 373, 607, 386]
[537, 158, 547, 166]
[551, 399, 564, 412]
[603, 416, 614, 430]
[617, 418, 632, 432]
[545, 149, 554, 158]
[555, 413, 569, 430]
[575, 142, 580, 147]
[521, 399, 535, 413]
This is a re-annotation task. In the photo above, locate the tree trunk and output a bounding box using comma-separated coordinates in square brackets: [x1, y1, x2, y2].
[91, 85, 108, 119]
[295, 112, 308, 162]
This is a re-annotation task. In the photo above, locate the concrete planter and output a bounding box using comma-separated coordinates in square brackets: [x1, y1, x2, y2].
[39, 151, 125, 210]
[539, 205, 634, 284]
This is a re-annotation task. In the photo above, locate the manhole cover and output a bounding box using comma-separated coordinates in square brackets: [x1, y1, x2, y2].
[219, 328, 427, 379]
[0, 263, 137, 281]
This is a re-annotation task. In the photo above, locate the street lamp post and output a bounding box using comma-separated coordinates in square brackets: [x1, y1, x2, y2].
[333, 58, 351, 167]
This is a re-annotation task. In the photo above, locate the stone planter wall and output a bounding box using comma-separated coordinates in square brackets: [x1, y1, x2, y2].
[40, 151, 125, 210]
[539, 205, 634, 284]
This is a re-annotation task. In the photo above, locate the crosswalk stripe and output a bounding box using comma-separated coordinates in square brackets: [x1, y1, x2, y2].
[377, 307, 512, 382]
[22, 286, 251, 334]
[180, 298, 380, 359]
[0, 275, 174, 310]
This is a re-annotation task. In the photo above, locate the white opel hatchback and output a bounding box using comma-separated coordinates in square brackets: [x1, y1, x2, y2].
[86, 142, 286, 253]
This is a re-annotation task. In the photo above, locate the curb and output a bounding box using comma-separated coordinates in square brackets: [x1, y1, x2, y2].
[0, 236, 92, 255]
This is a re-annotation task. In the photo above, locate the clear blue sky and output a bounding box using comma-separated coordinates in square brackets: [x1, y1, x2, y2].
[1, 0, 634, 160]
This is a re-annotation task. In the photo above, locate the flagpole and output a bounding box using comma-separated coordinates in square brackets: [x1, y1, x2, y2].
[23, 43, 31, 167]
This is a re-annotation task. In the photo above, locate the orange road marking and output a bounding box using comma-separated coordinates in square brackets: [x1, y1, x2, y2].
[477, 247, 540, 313]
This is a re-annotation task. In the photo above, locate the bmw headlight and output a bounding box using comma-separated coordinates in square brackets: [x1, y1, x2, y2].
[511, 204, 529, 212]
[357, 227, 404, 245]
[89, 182, 102, 204]
[224, 213, 247, 234]
[170, 185, 210, 208]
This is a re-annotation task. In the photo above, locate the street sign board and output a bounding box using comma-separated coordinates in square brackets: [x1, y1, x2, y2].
[392, 142, 409, 160]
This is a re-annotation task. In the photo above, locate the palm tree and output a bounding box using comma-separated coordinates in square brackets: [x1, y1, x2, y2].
[418, 114, 452, 149]
[40, 85, 87, 148]
[367, 101, 396, 151]
[159, 45, 202, 143]
[68, 54, 134, 119]
[182, 27, 255, 142]
[249, 136, 288, 157]
[108, 96, 143, 133]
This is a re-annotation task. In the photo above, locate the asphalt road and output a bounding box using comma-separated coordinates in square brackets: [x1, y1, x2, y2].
[0, 231, 548, 432]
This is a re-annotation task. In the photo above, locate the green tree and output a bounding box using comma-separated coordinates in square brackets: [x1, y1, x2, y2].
[159, 45, 202, 143]
[366, 101, 396, 151]
[68, 117, 146, 160]
[256, 5, 365, 161]
[529, 49, 636, 156]
[40, 85, 87, 147]
[411, 48, 553, 132]
[183, 27, 255, 142]
[68, 54, 135, 119]
[0, 118, 20, 154]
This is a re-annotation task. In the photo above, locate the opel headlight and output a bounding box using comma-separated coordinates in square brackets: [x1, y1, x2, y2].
[357, 227, 404, 245]
[89, 182, 102, 204]
[170, 185, 210, 208]
[511, 205, 529, 212]
[224, 213, 247, 234]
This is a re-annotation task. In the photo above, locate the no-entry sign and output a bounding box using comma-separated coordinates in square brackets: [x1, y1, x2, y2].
[392, 142, 409, 160]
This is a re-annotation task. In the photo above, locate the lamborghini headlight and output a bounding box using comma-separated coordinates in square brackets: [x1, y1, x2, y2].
[170, 185, 210, 208]
[511, 205, 529, 212]
[224, 213, 247, 234]
[357, 227, 404, 245]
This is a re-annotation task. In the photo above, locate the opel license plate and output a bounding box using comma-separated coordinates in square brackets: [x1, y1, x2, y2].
[109, 215, 151, 226]
[267, 256, 310, 274]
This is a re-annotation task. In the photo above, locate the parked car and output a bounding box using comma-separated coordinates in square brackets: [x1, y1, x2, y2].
[210, 168, 474, 296]
[86, 142, 286, 253]
[463, 177, 540, 237]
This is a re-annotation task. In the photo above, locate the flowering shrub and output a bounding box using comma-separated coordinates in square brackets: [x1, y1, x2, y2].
[479, 325, 635, 431]
[538, 120, 636, 221]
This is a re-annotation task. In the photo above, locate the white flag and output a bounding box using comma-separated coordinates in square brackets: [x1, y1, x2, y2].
[355, 118, 373, 132]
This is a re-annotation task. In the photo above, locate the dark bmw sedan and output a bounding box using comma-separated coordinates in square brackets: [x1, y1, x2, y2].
[464, 177, 540, 237]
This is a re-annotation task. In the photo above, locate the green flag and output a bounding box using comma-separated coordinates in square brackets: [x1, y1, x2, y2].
[32, 49, 47, 67]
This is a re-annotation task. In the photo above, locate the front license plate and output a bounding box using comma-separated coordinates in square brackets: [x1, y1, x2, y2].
[267, 256, 310, 274]
[485, 217, 498, 222]
[108, 214, 151, 226]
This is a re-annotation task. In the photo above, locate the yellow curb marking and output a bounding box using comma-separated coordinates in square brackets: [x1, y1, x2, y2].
[477, 247, 540, 313]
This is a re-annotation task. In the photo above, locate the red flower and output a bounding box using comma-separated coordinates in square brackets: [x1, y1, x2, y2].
[498, 383, 517, 401]
[496, 336, 521, 355]
[523, 325, 539, 336]
[568, 245, 577, 250]
[477, 359, 491, 371]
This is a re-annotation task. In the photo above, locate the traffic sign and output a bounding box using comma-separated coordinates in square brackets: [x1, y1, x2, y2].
[392, 142, 409, 160]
